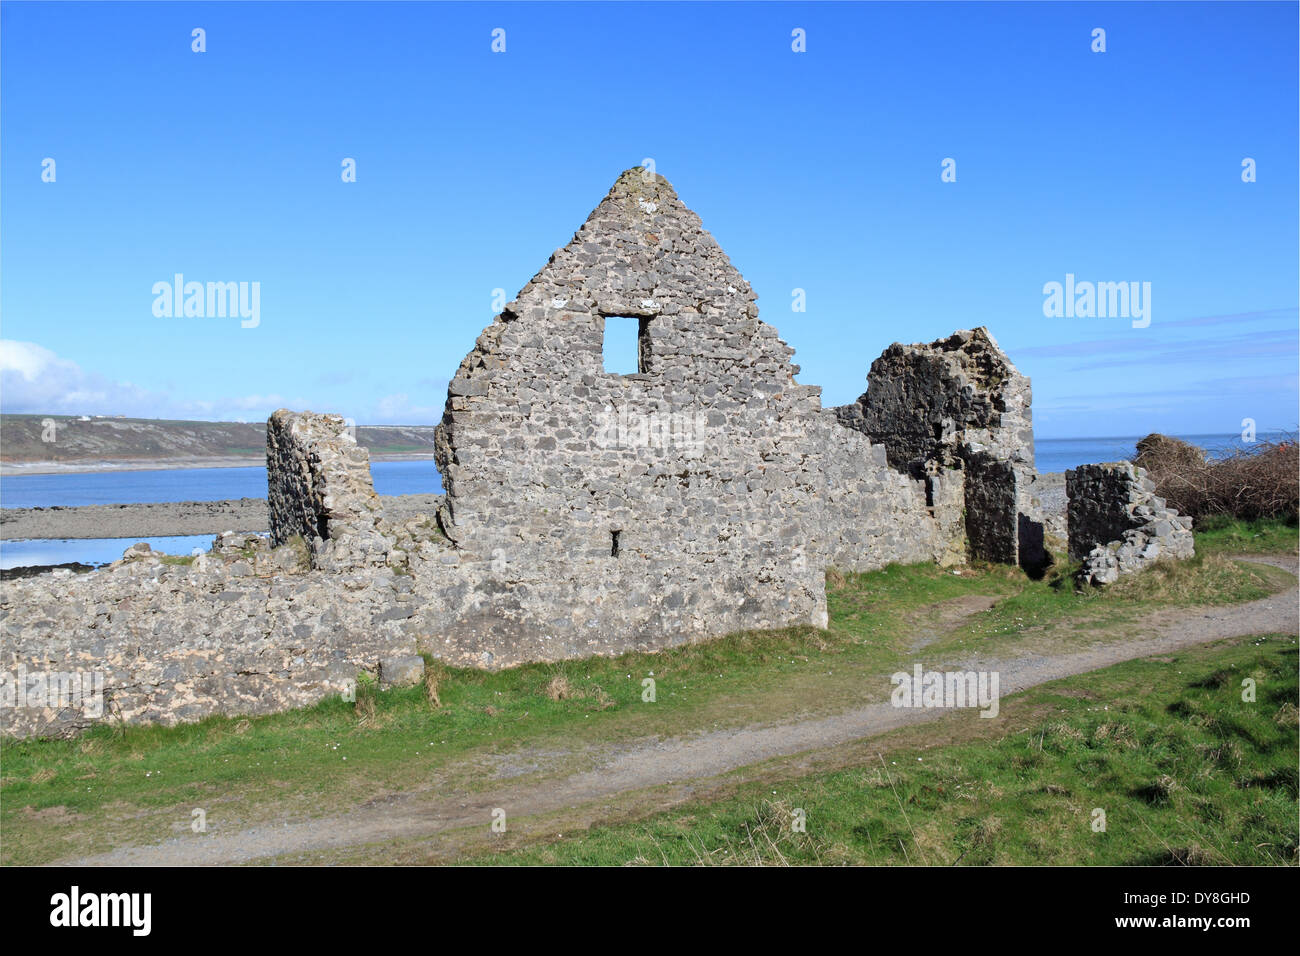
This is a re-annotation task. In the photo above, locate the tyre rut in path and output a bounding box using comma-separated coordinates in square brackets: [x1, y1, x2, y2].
[61, 555, 1298, 866]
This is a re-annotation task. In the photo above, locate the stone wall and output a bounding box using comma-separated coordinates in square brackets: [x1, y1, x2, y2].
[838, 327, 1043, 569]
[427, 168, 972, 654]
[852, 328, 1034, 474]
[429, 169, 832, 641]
[267, 409, 389, 571]
[0, 534, 424, 738]
[1066, 462, 1195, 585]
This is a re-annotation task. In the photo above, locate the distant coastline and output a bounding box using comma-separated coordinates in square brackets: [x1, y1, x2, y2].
[0, 452, 438, 477]
[1, 492, 444, 542]
[0, 414, 440, 476]
[2, 412, 1285, 482]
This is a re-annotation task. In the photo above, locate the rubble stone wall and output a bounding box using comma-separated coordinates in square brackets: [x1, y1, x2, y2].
[0, 534, 423, 738]
[839, 328, 1043, 568]
[1066, 462, 1195, 585]
[266, 409, 389, 570]
[427, 168, 954, 654]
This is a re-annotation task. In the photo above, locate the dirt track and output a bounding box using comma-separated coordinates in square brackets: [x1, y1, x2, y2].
[57, 554, 1298, 867]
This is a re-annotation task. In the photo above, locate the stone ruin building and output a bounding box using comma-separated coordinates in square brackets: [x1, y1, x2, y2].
[0, 168, 1192, 737]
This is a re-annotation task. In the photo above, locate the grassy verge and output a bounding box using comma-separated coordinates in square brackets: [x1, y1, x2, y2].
[465, 635, 1298, 866]
[1193, 515, 1298, 555]
[0, 521, 1293, 864]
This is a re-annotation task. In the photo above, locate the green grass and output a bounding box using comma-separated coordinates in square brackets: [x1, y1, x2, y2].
[0, 523, 1292, 864]
[845, 549, 1280, 663]
[467, 636, 1298, 866]
[1193, 515, 1298, 555]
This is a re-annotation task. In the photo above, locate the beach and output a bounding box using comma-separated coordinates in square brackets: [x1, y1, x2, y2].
[0, 452, 437, 477]
[1, 493, 444, 540]
[2, 481, 1070, 543]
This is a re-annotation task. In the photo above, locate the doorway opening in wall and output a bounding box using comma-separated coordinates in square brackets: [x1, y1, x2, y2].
[603, 315, 651, 375]
[611, 530, 622, 557]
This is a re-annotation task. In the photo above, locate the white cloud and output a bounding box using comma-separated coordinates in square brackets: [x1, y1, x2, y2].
[1, 340, 158, 416]
[1, 340, 68, 380]
[0, 340, 447, 424]
[371, 392, 446, 424]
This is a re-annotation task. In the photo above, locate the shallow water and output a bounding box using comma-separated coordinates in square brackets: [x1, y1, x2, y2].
[0, 459, 444, 509]
[0, 434, 1280, 569]
[0, 534, 219, 570]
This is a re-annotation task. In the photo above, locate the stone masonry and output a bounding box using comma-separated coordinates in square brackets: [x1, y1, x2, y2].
[0, 168, 1195, 738]
[426, 167, 954, 653]
[836, 328, 1045, 569]
[1066, 462, 1195, 585]
[266, 409, 389, 571]
[0, 534, 424, 738]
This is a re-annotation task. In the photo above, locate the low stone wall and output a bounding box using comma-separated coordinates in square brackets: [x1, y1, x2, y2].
[0, 534, 424, 738]
[1066, 462, 1194, 585]
[965, 453, 1044, 567]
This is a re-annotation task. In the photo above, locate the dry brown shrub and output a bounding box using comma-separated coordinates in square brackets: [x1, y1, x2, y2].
[545, 673, 574, 701]
[424, 663, 445, 709]
[354, 688, 377, 723]
[1134, 432, 1298, 521]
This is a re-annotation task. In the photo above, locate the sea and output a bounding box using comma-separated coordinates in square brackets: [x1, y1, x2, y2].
[0, 460, 443, 570]
[0, 459, 444, 510]
[0, 435, 1282, 569]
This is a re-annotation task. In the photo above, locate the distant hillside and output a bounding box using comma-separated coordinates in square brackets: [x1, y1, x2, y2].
[0, 414, 439, 464]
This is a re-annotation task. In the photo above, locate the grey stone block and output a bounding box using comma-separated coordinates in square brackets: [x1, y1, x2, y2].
[378, 656, 425, 689]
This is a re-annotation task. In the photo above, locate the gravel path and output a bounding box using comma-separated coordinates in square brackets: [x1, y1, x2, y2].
[59, 554, 1297, 867]
[1035, 471, 1067, 521]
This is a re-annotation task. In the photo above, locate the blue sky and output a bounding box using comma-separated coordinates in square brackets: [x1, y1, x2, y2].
[1, 1, 1296, 438]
